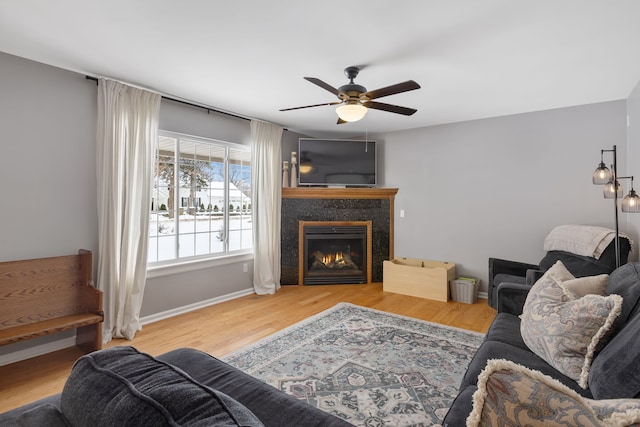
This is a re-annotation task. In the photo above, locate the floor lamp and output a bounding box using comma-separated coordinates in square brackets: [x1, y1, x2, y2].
[592, 145, 640, 267]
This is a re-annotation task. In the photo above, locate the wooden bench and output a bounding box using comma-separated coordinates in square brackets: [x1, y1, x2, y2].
[0, 249, 103, 353]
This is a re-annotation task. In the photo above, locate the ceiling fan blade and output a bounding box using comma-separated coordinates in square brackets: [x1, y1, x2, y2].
[362, 80, 420, 100]
[280, 101, 341, 112]
[337, 117, 347, 125]
[304, 77, 346, 98]
[364, 101, 417, 116]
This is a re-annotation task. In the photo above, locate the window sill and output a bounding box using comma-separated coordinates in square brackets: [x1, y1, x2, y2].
[147, 251, 253, 279]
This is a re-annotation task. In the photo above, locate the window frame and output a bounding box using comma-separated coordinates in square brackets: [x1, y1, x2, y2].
[147, 130, 252, 272]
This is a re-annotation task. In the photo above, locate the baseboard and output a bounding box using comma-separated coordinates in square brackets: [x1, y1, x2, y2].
[140, 288, 255, 325]
[0, 288, 255, 366]
[0, 336, 77, 366]
[478, 291, 488, 299]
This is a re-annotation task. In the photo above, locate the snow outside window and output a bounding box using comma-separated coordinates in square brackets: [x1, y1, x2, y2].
[149, 131, 252, 264]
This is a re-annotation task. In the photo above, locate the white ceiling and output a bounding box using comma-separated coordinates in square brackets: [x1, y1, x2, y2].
[1, 1, 639, 139]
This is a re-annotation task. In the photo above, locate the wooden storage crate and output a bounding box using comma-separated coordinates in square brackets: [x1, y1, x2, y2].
[383, 258, 456, 302]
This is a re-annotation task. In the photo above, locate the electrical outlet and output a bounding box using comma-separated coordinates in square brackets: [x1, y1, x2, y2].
[400, 209, 405, 218]
[243, 263, 248, 273]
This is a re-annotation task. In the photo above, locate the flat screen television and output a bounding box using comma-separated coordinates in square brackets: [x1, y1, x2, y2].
[297, 138, 377, 187]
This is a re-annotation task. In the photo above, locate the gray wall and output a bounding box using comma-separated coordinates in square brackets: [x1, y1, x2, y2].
[0, 53, 98, 262]
[143, 119, 308, 317]
[0, 53, 98, 358]
[142, 96, 256, 318]
[281, 129, 309, 166]
[627, 81, 640, 247]
[0, 52, 257, 361]
[1, 50, 638, 360]
[0, 53, 99, 360]
[375, 101, 633, 292]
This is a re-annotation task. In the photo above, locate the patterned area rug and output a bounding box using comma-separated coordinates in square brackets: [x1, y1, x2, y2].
[223, 302, 484, 426]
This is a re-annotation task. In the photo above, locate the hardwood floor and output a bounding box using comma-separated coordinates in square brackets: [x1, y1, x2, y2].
[0, 283, 495, 413]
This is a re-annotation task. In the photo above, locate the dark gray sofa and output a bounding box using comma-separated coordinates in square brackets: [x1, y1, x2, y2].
[443, 261, 640, 426]
[0, 346, 351, 426]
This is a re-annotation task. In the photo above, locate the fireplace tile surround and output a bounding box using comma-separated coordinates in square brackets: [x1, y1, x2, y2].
[281, 187, 397, 285]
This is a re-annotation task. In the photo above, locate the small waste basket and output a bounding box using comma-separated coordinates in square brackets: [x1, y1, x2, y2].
[450, 276, 479, 304]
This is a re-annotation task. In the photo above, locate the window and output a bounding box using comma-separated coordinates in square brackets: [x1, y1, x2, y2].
[181, 197, 201, 208]
[148, 131, 252, 264]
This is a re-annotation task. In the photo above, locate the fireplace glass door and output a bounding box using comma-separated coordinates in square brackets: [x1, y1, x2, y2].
[303, 225, 367, 285]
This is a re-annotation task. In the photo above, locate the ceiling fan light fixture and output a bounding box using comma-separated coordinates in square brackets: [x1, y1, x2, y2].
[336, 103, 367, 122]
[299, 164, 313, 174]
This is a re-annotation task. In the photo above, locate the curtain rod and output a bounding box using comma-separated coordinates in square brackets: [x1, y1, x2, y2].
[85, 75, 250, 122]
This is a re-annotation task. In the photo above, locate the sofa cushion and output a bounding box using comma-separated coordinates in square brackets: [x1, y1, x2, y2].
[158, 348, 353, 427]
[441, 385, 477, 427]
[539, 250, 616, 277]
[589, 309, 640, 400]
[606, 262, 640, 328]
[483, 313, 528, 350]
[60, 346, 264, 427]
[17, 403, 69, 427]
[460, 340, 591, 397]
[520, 261, 621, 388]
[467, 359, 640, 427]
[539, 235, 630, 276]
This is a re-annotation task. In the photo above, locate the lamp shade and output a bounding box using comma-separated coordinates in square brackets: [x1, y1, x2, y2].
[593, 162, 612, 184]
[604, 180, 623, 199]
[336, 104, 367, 122]
[622, 188, 640, 213]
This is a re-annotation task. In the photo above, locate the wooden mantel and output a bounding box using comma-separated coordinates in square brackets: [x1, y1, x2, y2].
[282, 187, 398, 200]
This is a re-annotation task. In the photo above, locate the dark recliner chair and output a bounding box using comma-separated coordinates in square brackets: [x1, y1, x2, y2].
[488, 235, 631, 313]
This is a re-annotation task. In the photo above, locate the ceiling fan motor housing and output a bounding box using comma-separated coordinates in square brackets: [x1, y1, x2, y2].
[338, 83, 367, 101]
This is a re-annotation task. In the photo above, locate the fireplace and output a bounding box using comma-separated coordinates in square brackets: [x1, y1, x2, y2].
[281, 187, 397, 285]
[299, 221, 372, 285]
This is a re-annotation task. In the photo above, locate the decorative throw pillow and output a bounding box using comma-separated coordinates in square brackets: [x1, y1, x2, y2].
[561, 274, 610, 298]
[467, 359, 640, 427]
[520, 261, 621, 388]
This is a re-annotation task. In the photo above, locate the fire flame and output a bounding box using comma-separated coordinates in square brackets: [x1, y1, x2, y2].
[321, 251, 345, 266]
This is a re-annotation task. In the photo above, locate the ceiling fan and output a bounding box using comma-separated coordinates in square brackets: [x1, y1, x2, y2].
[280, 66, 420, 124]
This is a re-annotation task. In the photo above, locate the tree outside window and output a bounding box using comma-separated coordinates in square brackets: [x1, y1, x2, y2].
[149, 131, 252, 263]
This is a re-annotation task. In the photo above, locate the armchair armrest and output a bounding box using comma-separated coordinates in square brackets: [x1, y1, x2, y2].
[488, 258, 539, 287]
[496, 282, 533, 315]
[525, 269, 545, 286]
[488, 258, 540, 310]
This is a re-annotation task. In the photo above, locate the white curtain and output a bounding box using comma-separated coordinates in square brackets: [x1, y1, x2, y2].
[96, 79, 161, 341]
[250, 120, 284, 294]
